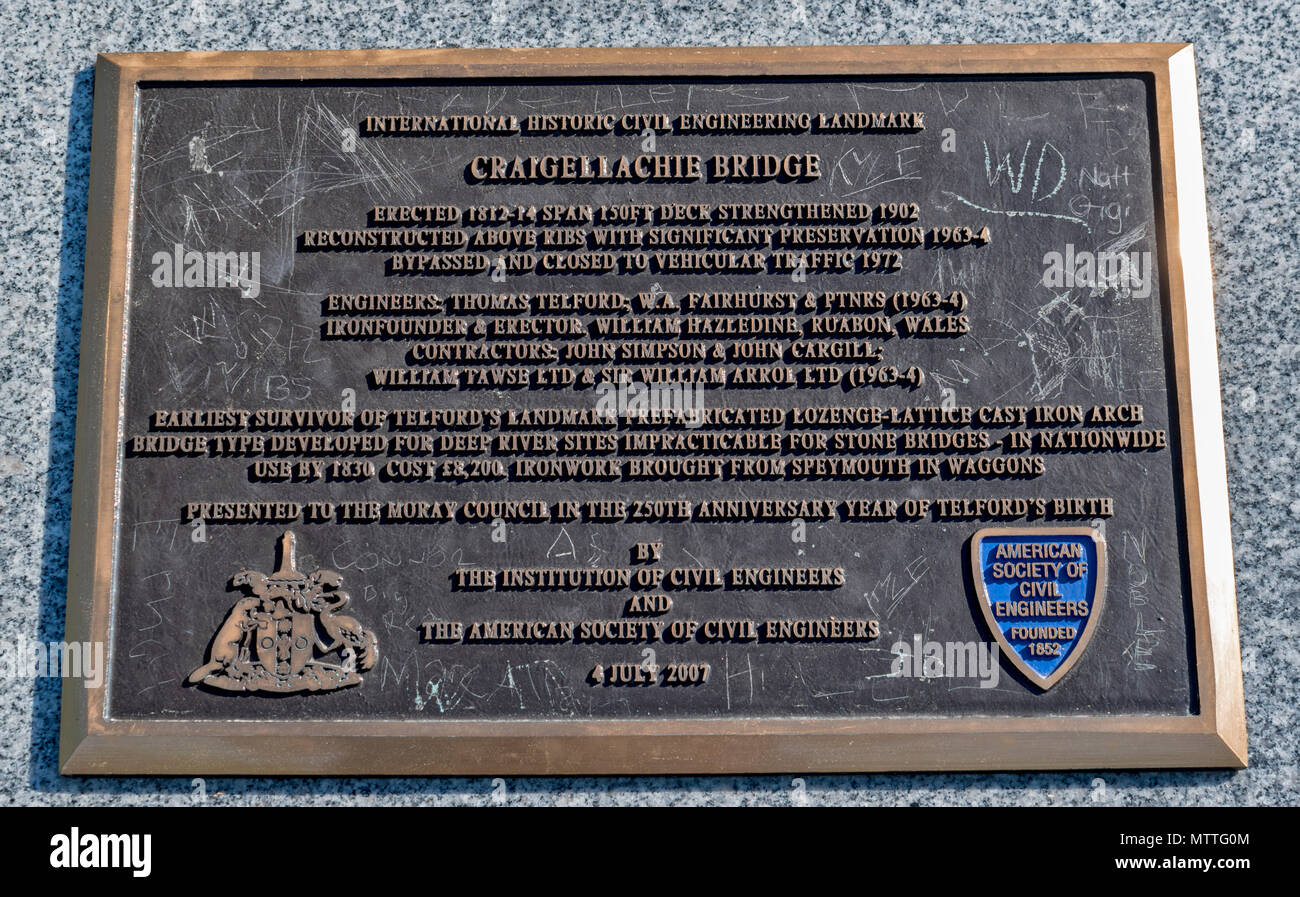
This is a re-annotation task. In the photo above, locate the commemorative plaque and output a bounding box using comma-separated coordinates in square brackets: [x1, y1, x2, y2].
[61, 45, 1246, 773]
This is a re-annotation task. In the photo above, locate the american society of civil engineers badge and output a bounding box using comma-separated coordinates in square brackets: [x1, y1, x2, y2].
[970, 526, 1107, 690]
[187, 531, 378, 694]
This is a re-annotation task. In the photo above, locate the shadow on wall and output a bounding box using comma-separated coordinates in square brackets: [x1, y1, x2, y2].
[29, 64, 94, 795]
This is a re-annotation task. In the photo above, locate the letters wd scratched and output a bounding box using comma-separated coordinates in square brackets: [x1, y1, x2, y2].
[60, 45, 1246, 774]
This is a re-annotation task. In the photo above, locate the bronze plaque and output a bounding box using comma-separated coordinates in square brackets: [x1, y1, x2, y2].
[61, 45, 1245, 774]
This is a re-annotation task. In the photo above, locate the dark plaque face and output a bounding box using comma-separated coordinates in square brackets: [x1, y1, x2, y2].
[61, 46, 1245, 774]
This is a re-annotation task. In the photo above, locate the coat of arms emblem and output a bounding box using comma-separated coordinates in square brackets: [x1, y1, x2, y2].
[970, 526, 1106, 690]
[187, 531, 378, 693]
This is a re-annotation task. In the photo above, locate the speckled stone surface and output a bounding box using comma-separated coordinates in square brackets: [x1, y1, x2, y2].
[0, 0, 1295, 806]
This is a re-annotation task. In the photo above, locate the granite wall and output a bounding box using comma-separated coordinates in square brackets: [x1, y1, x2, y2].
[0, 0, 1293, 806]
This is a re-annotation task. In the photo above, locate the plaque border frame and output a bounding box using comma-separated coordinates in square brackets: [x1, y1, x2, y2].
[60, 43, 1246, 774]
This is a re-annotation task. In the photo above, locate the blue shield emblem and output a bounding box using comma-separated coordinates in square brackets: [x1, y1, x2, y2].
[970, 527, 1107, 690]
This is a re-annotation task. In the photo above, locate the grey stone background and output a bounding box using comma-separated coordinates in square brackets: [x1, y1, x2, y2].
[0, 0, 1293, 806]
